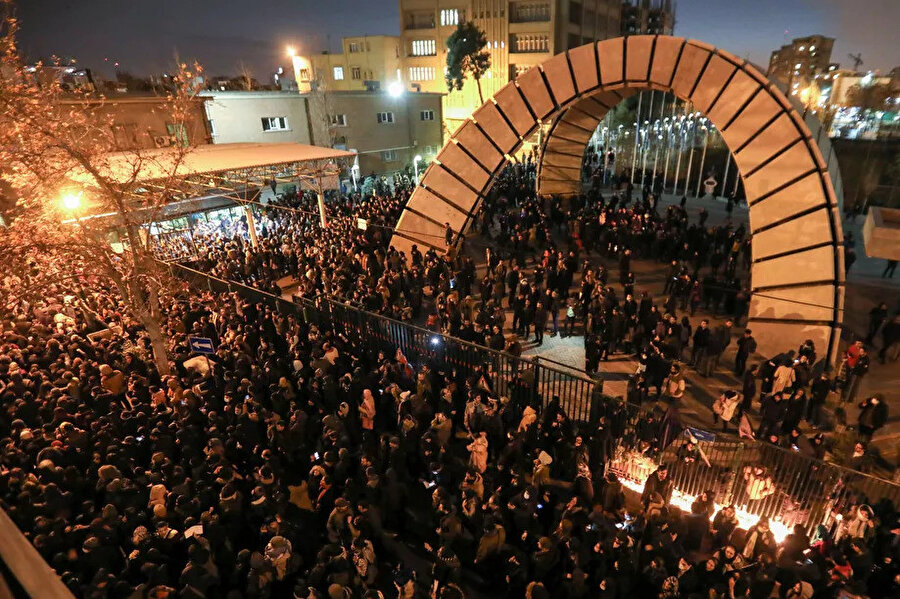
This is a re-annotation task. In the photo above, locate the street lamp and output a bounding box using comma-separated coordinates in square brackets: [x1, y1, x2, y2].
[388, 81, 403, 97]
[61, 192, 82, 212]
[413, 154, 422, 185]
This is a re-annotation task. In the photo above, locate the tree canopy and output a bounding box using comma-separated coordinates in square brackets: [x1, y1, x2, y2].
[445, 21, 491, 104]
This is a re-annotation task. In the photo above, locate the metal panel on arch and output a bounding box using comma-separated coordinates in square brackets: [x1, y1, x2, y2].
[390, 35, 845, 363]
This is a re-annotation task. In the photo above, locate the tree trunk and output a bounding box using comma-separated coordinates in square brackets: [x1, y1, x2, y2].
[475, 76, 484, 105]
[144, 314, 171, 376]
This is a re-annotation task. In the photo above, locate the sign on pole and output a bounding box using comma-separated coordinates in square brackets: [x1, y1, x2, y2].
[188, 336, 216, 355]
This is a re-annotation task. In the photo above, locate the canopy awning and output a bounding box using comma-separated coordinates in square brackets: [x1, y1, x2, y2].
[68, 142, 356, 187]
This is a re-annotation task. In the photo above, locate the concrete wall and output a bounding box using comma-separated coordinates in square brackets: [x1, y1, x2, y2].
[200, 91, 313, 145]
[322, 91, 444, 175]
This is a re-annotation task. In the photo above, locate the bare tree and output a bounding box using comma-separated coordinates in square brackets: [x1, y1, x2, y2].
[0, 3, 205, 375]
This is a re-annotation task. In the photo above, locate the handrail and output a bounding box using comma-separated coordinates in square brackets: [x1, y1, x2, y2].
[167, 261, 599, 387]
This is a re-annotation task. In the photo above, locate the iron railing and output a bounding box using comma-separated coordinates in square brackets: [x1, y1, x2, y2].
[168, 262, 900, 536]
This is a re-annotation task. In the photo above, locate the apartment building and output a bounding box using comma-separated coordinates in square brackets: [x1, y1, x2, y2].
[767, 34, 836, 92]
[289, 35, 402, 93]
[399, 0, 622, 132]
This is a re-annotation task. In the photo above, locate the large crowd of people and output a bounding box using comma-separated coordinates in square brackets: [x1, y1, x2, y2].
[2, 250, 900, 598]
[2, 156, 899, 598]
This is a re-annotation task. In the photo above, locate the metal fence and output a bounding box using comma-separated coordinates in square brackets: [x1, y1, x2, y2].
[166, 262, 602, 421]
[608, 407, 900, 535]
[167, 261, 900, 536]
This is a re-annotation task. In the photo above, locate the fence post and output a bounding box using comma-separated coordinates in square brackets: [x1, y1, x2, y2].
[723, 442, 745, 505]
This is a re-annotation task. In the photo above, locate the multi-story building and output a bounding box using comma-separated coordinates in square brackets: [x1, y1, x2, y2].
[398, 0, 622, 133]
[301, 35, 402, 92]
[200, 89, 443, 175]
[620, 0, 674, 35]
[767, 35, 835, 93]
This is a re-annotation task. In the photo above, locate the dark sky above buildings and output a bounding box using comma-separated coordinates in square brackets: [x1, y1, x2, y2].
[15, 0, 899, 80]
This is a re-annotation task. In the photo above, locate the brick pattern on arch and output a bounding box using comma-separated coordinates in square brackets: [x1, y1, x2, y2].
[390, 35, 845, 363]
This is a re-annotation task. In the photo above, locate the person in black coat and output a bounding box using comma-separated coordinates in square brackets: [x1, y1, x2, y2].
[857, 394, 888, 442]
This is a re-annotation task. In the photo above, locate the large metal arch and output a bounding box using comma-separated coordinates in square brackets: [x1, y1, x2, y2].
[390, 35, 845, 363]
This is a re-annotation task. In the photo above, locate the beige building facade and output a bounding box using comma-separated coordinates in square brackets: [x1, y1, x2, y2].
[199, 90, 443, 176]
[399, 0, 621, 132]
[305, 35, 402, 92]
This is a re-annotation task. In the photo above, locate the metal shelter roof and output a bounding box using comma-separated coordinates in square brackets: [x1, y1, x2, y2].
[68, 142, 355, 187]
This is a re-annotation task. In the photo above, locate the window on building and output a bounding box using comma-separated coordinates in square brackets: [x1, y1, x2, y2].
[440, 8, 459, 26]
[377, 112, 395, 124]
[299, 68, 310, 81]
[261, 117, 289, 132]
[349, 42, 361, 53]
[420, 110, 435, 121]
[166, 123, 189, 146]
[381, 150, 398, 161]
[351, 66, 361, 80]
[207, 119, 217, 138]
[333, 66, 344, 80]
[330, 114, 347, 127]
[411, 39, 436, 56]
[408, 66, 436, 81]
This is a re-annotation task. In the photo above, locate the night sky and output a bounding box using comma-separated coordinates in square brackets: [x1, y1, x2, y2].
[15, 0, 900, 81]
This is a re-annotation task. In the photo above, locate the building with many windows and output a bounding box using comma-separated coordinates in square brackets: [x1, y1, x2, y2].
[620, 0, 674, 35]
[767, 34, 836, 93]
[199, 90, 443, 175]
[301, 35, 402, 92]
[398, 0, 623, 133]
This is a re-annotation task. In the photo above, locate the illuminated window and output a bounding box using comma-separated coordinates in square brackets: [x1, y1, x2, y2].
[349, 42, 361, 53]
[440, 9, 459, 26]
[333, 66, 344, 80]
[408, 66, 435, 81]
[411, 39, 436, 56]
[351, 66, 361, 80]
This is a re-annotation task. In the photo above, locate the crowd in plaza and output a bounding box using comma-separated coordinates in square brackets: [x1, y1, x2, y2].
[1, 154, 899, 598]
[3, 261, 900, 599]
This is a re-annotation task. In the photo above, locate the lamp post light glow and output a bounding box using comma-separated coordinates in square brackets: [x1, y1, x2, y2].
[61, 192, 82, 212]
[388, 81, 403, 98]
[413, 154, 422, 185]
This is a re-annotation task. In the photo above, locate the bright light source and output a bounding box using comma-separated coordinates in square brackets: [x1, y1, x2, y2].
[388, 81, 403, 97]
[61, 192, 82, 211]
[286, 46, 296, 57]
[414, 154, 422, 162]
[430, 335, 441, 346]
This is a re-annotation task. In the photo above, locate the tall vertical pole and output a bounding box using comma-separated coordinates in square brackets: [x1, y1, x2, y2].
[662, 99, 677, 192]
[684, 117, 696, 200]
[640, 91, 655, 189]
[630, 92, 642, 184]
[602, 125, 609, 186]
[673, 105, 688, 196]
[695, 126, 709, 198]
[721, 145, 731, 201]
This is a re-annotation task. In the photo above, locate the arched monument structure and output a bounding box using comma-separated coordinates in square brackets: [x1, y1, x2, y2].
[390, 35, 844, 363]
